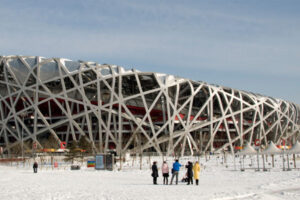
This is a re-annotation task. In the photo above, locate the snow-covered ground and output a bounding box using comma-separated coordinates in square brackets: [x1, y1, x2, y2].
[1, 154, 300, 200]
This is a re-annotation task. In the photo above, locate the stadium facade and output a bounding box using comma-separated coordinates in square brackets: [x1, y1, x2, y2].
[0, 55, 299, 156]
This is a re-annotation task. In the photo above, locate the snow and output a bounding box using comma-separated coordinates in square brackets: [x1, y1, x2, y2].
[236, 143, 257, 155]
[1, 155, 300, 200]
[261, 142, 282, 155]
[288, 142, 300, 154]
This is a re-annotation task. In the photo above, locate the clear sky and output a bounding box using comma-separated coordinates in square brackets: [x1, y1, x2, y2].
[0, 0, 299, 104]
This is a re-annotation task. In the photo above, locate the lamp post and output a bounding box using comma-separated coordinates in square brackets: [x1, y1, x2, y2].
[287, 153, 291, 170]
[256, 148, 260, 171]
[282, 139, 286, 171]
[254, 139, 260, 171]
[21, 123, 23, 160]
[161, 95, 167, 153]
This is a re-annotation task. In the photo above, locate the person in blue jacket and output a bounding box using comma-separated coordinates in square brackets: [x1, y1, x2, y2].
[170, 159, 182, 185]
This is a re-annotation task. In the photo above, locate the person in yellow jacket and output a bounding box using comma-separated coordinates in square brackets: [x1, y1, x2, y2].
[193, 161, 200, 185]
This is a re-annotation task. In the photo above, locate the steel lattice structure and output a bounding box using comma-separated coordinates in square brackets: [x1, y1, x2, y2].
[0, 55, 299, 156]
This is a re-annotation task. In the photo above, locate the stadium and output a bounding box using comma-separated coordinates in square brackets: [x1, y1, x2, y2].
[0, 55, 299, 157]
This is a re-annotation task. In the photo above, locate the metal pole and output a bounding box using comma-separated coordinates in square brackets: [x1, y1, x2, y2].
[282, 139, 286, 171]
[239, 156, 242, 170]
[233, 153, 236, 170]
[287, 154, 290, 170]
[255, 140, 260, 171]
[256, 150, 260, 171]
[161, 96, 167, 153]
[21, 123, 24, 161]
[293, 154, 296, 168]
[282, 148, 285, 171]
[262, 154, 266, 171]
[242, 155, 245, 170]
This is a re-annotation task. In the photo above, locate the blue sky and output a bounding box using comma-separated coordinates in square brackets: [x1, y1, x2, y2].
[0, 0, 299, 104]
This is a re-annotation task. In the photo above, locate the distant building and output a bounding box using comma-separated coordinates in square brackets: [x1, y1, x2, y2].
[0, 55, 299, 156]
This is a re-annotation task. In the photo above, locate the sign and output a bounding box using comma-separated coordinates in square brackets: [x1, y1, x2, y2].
[95, 155, 104, 170]
[254, 139, 260, 146]
[105, 154, 113, 170]
[87, 160, 95, 168]
[94, 154, 114, 170]
[60, 142, 66, 149]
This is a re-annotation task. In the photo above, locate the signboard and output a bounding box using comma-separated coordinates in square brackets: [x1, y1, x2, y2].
[105, 154, 113, 170]
[95, 154, 114, 170]
[95, 155, 105, 170]
[87, 160, 95, 168]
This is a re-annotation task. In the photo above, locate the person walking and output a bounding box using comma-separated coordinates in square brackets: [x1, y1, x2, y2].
[151, 161, 159, 185]
[193, 161, 200, 185]
[33, 161, 38, 173]
[186, 161, 193, 185]
[161, 161, 169, 185]
[170, 159, 182, 185]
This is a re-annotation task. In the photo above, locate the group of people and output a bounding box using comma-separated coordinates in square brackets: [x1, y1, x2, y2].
[151, 159, 200, 185]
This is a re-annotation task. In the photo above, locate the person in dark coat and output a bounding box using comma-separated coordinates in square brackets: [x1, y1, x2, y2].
[151, 161, 159, 185]
[33, 161, 38, 173]
[185, 161, 193, 185]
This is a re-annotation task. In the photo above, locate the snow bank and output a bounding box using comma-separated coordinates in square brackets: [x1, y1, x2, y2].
[0, 155, 300, 200]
